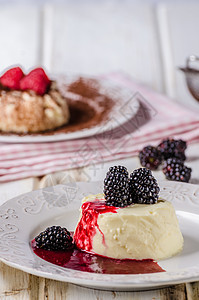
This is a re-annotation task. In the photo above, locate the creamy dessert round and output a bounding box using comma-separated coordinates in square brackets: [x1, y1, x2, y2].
[74, 194, 184, 261]
[0, 81, 70, 133]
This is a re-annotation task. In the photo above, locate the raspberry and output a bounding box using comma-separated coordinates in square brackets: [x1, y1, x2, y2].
[20, 67, 50, 95]
[0, 67, 24, 89]
[139, 146, 162, 170]
[35, 226, 74, 251]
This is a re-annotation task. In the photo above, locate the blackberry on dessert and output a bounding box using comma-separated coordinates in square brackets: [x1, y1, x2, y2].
[129, 168, 160, 204]
[104, 166, 159, 206]
[139, 146, 162, 170]
[163, 158, 192, 182]
[107, 165, 129, 177]
[35, 225, 74, 251]
[104, 166, 132, 207]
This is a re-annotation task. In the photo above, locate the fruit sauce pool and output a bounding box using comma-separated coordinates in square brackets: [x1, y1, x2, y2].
[31, 240, 165, 274]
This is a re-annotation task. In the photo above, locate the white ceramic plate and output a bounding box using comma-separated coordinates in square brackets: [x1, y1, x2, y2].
[0, 181, 199, 291]
[0, 76, 139, 143]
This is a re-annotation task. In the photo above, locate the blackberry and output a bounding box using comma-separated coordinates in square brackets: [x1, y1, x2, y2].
[104, 166, 132, 207]
[139, 146, 162, 170]
[129, 168, 160, 204]
[158, 138, 187, 161]
[35, 226, 74, 251]
[106, 165, 128, 177]
[163, 158, 191, 183]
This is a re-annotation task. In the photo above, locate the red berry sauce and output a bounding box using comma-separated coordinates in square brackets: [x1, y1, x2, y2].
[32, 240, 164, 274]
[73, 200, 118, 251]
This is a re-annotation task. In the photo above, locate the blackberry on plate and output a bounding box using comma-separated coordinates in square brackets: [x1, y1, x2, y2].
[35, 226, 74, 251]
[129, 168, 160, 204]
[158, 138, 187, 161]
[104, 166, 132, 207]
[163, 158, 192, 183]
[139, 146, 162, 170]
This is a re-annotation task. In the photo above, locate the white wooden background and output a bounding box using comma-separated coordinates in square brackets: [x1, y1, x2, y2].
[0, 2, 199, 110]
[0, 2, 199, 299]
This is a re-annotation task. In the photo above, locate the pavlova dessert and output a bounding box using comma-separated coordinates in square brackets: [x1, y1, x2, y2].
[0, 66, 70, 133]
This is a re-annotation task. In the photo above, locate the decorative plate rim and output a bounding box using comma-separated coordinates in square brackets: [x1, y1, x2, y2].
[0, 180, 199, 291]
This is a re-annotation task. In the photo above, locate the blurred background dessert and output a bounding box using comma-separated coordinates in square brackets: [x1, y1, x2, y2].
[0, 67, 70, 133]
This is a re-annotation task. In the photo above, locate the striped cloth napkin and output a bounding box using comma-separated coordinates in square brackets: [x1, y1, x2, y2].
[0, 72, 199, 183]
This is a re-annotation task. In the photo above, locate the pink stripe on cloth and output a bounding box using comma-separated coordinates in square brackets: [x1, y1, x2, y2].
[0, 72, 199, 182]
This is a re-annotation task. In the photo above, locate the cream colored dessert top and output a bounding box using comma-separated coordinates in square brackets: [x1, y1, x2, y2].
[74, 194, 184, 261]
[0, 81, 70, 133]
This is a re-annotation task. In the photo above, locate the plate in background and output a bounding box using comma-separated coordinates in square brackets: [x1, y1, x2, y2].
[0, 76, 139, 143]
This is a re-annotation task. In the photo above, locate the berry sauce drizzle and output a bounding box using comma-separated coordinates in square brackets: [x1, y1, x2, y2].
[73, 200, 118, 251]
[32, 240, 165, 274]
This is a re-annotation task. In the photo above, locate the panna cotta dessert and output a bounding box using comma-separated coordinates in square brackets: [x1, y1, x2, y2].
[33, 166, 183, 274]
[73, 194, 183, 260]
[73, 167, 183, 261]
[0, 67, 70, 133]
